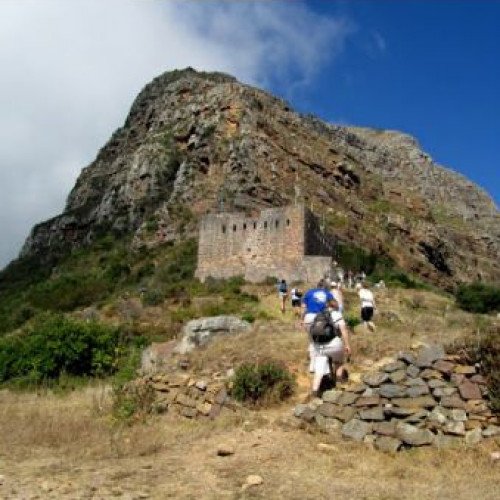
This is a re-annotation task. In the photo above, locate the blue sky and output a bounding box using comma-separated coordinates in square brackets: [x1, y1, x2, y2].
[268, 0, 499, 205]
[0, 0, 498, 268]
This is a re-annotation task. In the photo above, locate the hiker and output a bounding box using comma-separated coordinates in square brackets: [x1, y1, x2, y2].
[347, 269, 353, 289]
[330, 280, 344, 313]
[301, 279, 335, 373]
[277, 279, 288, 314]
[358, 281, 376, 331]
[290, 287, 303, 318]
[309, 301, 352, 397]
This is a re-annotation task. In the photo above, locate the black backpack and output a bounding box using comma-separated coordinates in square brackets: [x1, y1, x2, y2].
[310, 310, 341, 344]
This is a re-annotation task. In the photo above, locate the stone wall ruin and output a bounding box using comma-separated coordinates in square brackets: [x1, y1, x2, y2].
[196, 204, 336, 283]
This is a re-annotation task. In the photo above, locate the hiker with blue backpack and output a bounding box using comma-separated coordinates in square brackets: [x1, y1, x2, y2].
[301, 279, 351, 398]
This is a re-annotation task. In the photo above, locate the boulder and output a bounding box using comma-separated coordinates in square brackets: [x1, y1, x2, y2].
[427, 379, 447, 389]
[397, 351, 416, 365]
[404, 410, 430, 423]
[482, 425, 500, 438]
[432, 359, 455, 375]
[336, 392, 359, 406]
[454, 365, 476, 375]
[443, 421, 465, 436]
[175, 316, 251, 354]
[405, 377, 427, 387]
[322, 389, 342, 403]
[318, 404, 356, 422]
[441, 395, 466, 409]
[433, 387, 457, 398]
[353, 395, 381, 407]
[428, 406, 449, 425]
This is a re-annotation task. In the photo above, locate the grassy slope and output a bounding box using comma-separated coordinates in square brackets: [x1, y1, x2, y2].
[0, 287, 499, 498]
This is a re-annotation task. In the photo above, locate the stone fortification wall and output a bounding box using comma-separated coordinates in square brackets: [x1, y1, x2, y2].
[196, 205, 307, 283]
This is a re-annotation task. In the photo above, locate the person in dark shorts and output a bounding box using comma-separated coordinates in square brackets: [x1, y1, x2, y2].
[277, 279, 288, 314]
[358, 282, 376, 331]
[290, 287, 303, 318]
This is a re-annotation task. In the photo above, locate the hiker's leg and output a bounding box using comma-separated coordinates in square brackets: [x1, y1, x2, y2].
[312, 355, 329, 392]
[308, 342, 315, 373]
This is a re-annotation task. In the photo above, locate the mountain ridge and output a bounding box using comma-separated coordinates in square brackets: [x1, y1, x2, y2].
[17, 67, 500, 288]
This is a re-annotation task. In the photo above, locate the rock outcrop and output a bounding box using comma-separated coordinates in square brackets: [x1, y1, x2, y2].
[18, 68, 499, 288]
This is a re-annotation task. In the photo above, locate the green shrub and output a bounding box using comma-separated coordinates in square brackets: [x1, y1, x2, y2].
[0, 313, 123, 384]
[112, 382, 156, 420]
[241, 312, 255, 323]
[141, 288, 165, 307]
[344, 314, 361, 329]
[370, 269, 429, 290]
[231, 360, 295, 405]
[456, 282, 500, 314]
[27, 272, 112, 311]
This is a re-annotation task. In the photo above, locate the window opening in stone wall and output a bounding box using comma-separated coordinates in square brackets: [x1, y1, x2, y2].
[233, 224, 237, 232]
[275, 220, 279, 228]
[286, 219, 290, 226]
[222, 225, 226, 233]
[264, 221, 268, 229]
[243, 223, 247, 230]
[253, 222, 257, 229]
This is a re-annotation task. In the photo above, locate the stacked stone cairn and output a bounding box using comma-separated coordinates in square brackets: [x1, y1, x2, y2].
[125, 371, 236, 419]
[294, 344, 499, 452]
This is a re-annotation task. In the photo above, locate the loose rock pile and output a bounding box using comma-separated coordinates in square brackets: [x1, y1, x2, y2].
[294, 344, 499, 452]
[125, 371, 236, 419]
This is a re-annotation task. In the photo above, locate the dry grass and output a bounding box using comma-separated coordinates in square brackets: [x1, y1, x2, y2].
[0, 286, 498, 498]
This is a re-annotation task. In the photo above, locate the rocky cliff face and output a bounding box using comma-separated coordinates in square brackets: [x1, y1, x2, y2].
[20, 68, 499, 287]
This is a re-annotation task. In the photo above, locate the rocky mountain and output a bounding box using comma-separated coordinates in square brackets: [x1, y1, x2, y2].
[20, 68, 499, 288]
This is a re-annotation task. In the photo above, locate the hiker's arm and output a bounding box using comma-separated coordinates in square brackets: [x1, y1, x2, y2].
[339, 321, 351, 355]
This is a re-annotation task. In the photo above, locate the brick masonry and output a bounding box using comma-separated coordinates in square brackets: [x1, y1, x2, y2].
[196, 204, 336, 283]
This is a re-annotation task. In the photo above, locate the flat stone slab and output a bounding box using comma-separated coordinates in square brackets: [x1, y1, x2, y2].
[406, 365, 420, 378]
[379, 384, 407, 398]
[454, 365, 476, 375]
[384, 406, 419, 417]
[443, 421, 466, 436]
[322, 390, 341, 403]
[405, 377, 427, 387]
[449, 409, 467, 422]
[391, 396, 437, 409]
[397, 351, 416, 365]
[420, 369, 443, 380]
[358, 407, 385, 421]
[432, 359, 455, 375]
[318, 403, 356, 422]
[337, 392, 359, 406]
[458, 380, 482, 400]
[375, 436, 402, 453]
[482, 425, 500, 438]
[373, 420, 397, 436]
[343, 383, 367, 394]
[433, 387, 457, 398]
[396, 422, 434, 446]
[383, 361, 406, 373]
[465, 399, 489, 414]
[440, 395, 466, 409]
[353, 395, 381, 407]
[389, 370, 407, 384]
[404, 410, 430, 423]
[428, 406, 449, 425]
[433, 433, 463, 449]
[342, 419, 372, 441]
[406, 385, 430, 398]
[427, 379, 447, 389]
[363, 372, 390, 387]
[415, 344, 445, 368]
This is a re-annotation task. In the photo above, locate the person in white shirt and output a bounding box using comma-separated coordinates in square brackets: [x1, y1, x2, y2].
[358, 282, 376, 331]
[330, 281, 344, 313]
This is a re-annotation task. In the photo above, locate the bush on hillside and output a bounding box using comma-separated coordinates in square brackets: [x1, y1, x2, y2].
[231, 360, 295, 405]
[27, 272, 112, 311]
[455, 282, 500, 314]
[0, 313, 125, 384]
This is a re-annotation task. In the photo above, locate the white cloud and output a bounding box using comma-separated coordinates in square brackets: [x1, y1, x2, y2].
[0, 0, 351, 268]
